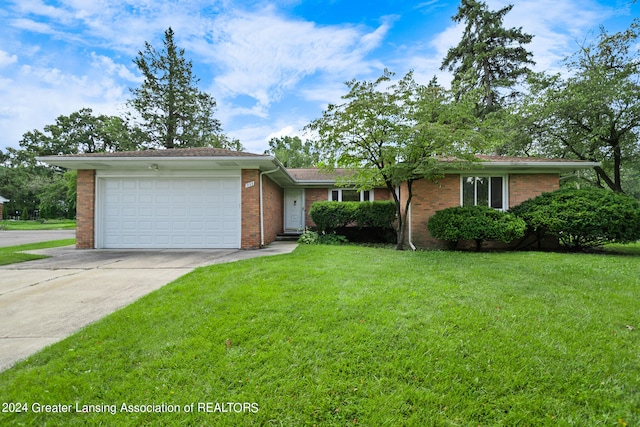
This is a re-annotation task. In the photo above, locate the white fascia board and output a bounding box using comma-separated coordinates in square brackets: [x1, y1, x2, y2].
[447, 161, 601, 174]
[36, 155, 278, 171]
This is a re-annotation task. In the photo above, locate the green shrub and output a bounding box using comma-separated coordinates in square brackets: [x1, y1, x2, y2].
[297, 229, 348, 245]
[317, 233, 349, 245]
[353, 201, 397, 228]
[298, 229, 319, 245]
[510, 187, 640, 250]
[428, 205, 526, 251]
[309, 201, 396, 234]
[308, 202, 357, 233]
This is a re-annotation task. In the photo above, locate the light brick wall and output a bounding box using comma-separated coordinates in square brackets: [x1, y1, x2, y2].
[262, 175, 284, 245]
[76, 170, 96, 249]
[509, 174, 560, 208]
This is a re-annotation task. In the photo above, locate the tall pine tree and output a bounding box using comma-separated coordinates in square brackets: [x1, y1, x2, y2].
[128, 27, 223, 149]
[441, 0, 534, 117]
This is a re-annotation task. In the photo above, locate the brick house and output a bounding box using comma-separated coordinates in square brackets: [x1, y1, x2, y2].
[38, 148, 598, 250]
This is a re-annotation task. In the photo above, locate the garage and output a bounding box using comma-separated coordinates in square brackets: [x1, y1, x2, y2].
[97, 175, 241, 249]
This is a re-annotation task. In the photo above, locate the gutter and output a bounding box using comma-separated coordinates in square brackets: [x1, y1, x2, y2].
[408, 200, 416, 251]
[260, 167, 281, 247]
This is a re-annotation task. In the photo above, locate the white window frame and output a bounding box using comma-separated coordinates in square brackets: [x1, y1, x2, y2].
[460, 175, 509, 211]
[328, 188, 374, 202]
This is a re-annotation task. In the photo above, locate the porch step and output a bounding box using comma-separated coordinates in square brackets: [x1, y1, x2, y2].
[276, 233, 302, 242]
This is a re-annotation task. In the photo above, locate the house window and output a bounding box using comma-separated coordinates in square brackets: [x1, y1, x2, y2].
[462, 176, 507, 210]
[329, 189, 373, 202]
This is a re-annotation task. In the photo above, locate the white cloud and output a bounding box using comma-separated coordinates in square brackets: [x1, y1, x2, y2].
[266, 125, 297, 141]
[90, 53, 141, 83]
[10, 18, 56, 34]
[206, 7, 386, 111]
[0, 51, 18, 67]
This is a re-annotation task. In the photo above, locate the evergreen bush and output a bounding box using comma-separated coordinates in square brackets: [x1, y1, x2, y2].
[510, 187, 640, 250]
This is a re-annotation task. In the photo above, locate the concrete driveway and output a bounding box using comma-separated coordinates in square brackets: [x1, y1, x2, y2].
[0, 241, 297, 371]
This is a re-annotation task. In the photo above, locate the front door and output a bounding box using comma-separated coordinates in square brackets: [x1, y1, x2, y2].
[284, 189, 304, 232]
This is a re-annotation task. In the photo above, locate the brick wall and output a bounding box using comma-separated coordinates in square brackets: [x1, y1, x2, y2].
[374, 187, 394, 200]
[303, 188, 328, 227]
[408, 175, 461, 249]
[408, 173, 561, 249]
[241, 170, 261, 249]
[509, 174, 559, 208]
[76, 170, 96, 249]
[262, 175, 284, 245]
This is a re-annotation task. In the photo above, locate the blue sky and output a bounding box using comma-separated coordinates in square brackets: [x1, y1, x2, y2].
[0, 0, 638, 154]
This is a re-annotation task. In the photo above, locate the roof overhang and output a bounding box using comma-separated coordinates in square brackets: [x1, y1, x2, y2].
[36, 154, 299, 187]
[446, 160, 601, 174]
[37, 152, 601, 187]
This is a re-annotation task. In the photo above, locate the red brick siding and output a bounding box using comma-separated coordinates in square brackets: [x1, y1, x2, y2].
[408, 173, 561, 249]
[0, 203, 3, 219]
[374, 187, 394, 200]
[408, 175, 461, 249]
[241, 169, 261, 249]
[509, 174, 559, 208]
[303, 188, 328, 227]
[76, 170, 96, 249]
[262, 175, 284, 245]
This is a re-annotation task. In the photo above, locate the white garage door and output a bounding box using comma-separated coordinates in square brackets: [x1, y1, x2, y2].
[100, 177, 240, 249]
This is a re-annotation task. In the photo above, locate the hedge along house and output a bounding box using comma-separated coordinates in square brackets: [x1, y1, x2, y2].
[38, 148, 598, 250]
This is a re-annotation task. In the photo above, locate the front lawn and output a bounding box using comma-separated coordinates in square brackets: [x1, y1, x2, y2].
[0, 239, 76, 265]
[0, 246, 638, 426]
[0, 220, 76, 230]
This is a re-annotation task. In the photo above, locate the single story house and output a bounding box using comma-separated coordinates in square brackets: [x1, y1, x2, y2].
[38, 148, 599, 250]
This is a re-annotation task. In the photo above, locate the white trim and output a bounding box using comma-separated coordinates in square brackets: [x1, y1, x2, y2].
[96, 169, 241, 178]
[328, 188, 374, 202]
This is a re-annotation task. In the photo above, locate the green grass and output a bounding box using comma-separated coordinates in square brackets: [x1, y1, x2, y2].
[601, 241, 640, 255]
[0, 246, 638, 426]
[0, 239, 76, 265]
[0, 219, 76, 230]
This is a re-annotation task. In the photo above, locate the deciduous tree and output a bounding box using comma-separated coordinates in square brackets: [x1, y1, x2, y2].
[18, 108, 142, 160]
[264, 136, 319, 168]
[307, 70, 490, 249]
[518, 21, 640, 193]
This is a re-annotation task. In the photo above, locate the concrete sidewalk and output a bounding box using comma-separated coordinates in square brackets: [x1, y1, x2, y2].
[0, 241, 297, 371]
